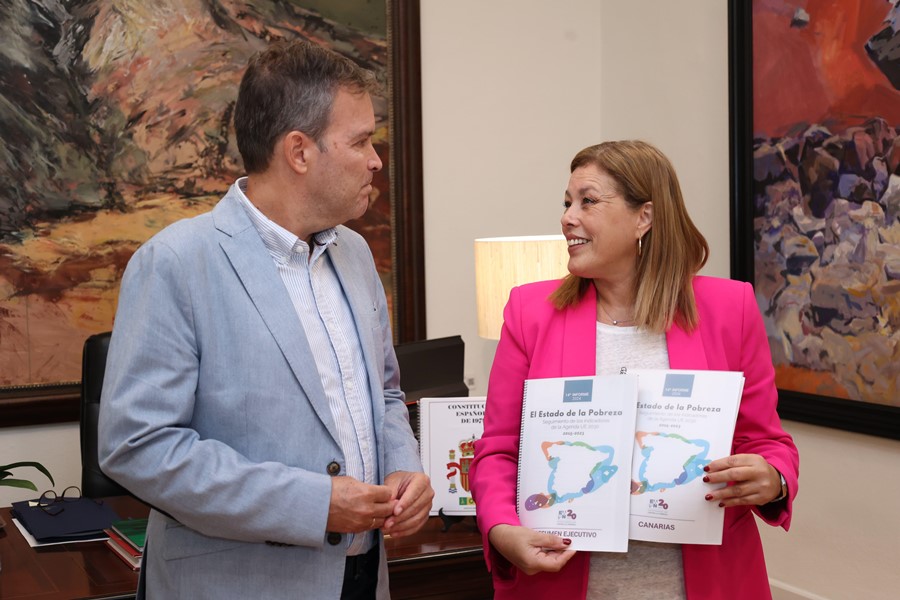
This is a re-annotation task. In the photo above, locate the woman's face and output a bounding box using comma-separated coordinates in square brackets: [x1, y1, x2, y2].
[561, 164, 650, 282]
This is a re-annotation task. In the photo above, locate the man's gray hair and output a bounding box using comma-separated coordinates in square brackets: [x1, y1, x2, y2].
[234, 39, 379, 173]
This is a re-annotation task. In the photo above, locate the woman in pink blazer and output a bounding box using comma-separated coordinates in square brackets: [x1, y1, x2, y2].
[469, 140, 799, 599]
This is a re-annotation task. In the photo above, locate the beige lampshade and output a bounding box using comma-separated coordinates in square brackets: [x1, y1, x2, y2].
[474, 235, 569, 340]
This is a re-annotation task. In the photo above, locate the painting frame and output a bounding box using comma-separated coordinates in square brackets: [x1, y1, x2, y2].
[0, 0, 426, 428]
[728, 0, 900, 440]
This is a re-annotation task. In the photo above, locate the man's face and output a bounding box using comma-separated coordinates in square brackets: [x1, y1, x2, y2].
[306, 88, 383, 228]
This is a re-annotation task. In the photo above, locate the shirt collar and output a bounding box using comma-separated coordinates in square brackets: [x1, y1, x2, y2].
[234, 177, 338, 263]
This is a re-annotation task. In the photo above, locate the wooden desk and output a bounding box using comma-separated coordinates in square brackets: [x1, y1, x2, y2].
[0, 496, 145, 600]
[383, 516, 492, 599]
[0, 497, 492, 600]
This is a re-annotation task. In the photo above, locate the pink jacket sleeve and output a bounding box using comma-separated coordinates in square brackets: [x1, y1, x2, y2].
[469, 284, 532, 570]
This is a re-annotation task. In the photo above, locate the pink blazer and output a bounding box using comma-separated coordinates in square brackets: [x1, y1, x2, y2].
[470, 276, 799, 600]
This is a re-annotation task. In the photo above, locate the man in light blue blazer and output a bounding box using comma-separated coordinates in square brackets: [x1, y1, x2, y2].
[99, 40, 433, 599]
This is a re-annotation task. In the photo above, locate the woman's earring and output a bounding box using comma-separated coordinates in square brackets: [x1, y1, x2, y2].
[638, 237, 642, 257]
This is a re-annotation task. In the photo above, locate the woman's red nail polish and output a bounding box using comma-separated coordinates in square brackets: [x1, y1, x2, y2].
[705, 494, 713, 501]
[563, 538, 572, 546]
[718, 502, 725, 508]
[702, 476, 710, 482]
[703, 465, 710, 472]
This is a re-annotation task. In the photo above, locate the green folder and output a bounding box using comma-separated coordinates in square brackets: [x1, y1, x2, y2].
[111, 518, 148, 551]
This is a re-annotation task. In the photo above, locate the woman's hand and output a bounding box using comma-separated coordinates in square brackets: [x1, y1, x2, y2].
[702, 453, 784, 507]
[488, 524, 576, 575]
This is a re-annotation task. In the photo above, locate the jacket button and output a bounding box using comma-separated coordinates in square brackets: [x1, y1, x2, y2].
[327, 532, 342, 545]
[326, 461, 341, 476]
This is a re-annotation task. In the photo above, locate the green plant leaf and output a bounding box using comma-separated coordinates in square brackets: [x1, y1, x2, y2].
[0, 461, 54, 486]
[0, 478, 39, 491]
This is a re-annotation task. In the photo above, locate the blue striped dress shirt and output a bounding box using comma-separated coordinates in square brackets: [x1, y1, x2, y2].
[237, 178, 376, 554]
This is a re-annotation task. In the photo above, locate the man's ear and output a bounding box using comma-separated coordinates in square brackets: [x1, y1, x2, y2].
[282, 131, 313, 174]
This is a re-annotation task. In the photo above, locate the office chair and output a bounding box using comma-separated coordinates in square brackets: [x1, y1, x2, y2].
[80, 331, 131, 498]
[394, 335, 469, 436]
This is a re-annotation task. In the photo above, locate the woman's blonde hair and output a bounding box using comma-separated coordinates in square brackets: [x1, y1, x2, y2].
[549, 140, 709, 333]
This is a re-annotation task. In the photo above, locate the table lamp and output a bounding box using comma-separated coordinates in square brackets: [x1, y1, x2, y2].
[474, 235, 569, 340]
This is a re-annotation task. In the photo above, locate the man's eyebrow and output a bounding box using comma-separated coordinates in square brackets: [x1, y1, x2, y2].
[350, 128, 376, 141]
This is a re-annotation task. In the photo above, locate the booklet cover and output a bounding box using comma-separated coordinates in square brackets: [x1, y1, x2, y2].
[10, 497, 121, 543]
[105, 537, 141, 570]
[517, 375, 638, 552]
[111, 518, 148, 551]
[105, 528, 143, 557]
[627, 369, 744, 545]
[418, 396, 486, 516]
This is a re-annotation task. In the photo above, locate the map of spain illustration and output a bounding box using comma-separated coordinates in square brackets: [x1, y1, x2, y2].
[524, 441, 618, 510]
[631, 431, 711, 494]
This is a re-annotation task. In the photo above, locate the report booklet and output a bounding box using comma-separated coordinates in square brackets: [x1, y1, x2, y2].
[517, 375, 638, 552]
[418, 396, 486, 516]
[627, 369, 744, 545]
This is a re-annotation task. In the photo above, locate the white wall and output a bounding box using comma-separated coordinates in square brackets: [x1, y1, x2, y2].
[0, 422, 80, 506]
[420, 0, 604, 393]
[759, 422, 900, 600]
[598, 1, 730, 279]
[2, 2, 898, 599]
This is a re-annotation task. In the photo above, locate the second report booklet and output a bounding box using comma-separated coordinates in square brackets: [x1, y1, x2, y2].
[627, 369, 744, 545]
[516, 375, 638, 552]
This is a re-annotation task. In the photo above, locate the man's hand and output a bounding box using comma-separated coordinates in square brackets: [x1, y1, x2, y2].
[327, 476, 396, 533]
[702, 453, 784, 507]
[381, 471, 434, 537]
[488, 524, 575, 575]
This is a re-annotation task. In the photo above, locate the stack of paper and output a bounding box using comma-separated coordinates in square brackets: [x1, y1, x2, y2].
[10, 497, 120, 546]
[104, 518, 147, 570]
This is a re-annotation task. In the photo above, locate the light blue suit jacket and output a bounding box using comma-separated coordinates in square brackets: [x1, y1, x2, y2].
[99, 184, 422, 599]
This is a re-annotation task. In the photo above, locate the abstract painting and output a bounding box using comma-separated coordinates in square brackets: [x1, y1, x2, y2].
[730, 0, 900, 439]
[0, 0, 422, 411]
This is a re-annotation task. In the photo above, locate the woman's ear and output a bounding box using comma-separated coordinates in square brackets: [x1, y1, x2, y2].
[638, 201, 653, 237]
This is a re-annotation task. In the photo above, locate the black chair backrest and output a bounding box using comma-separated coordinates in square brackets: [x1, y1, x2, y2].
[394, 335, 469, 437]
[80, 331, 130, 498]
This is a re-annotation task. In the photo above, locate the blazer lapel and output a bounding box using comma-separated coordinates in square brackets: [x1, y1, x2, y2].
[666, 320, 709, 370]
[212, 191, 341, 443]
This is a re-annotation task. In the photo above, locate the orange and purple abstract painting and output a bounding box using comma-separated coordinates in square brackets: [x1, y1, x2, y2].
[0, 0, 393, 388]
[750, 0, 900, 406]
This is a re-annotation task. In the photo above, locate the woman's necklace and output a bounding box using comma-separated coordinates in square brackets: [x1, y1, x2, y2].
[598, 298, 635, 326]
